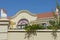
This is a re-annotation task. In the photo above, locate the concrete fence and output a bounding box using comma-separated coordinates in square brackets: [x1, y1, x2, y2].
[8, 30, 60, 40]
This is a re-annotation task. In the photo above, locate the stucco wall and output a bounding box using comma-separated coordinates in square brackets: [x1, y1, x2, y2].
[0, 19, 9, 40]
[0, 33, 7, 40]
[10, 12, 37, 28]
[8, 30, 60, 40]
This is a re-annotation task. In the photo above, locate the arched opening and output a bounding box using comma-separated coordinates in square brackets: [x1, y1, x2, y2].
[17, 19, 29, 29]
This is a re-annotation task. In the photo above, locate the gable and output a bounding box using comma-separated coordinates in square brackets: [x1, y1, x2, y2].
[10, 10, 37, 25]
[11, 10, 36, 19]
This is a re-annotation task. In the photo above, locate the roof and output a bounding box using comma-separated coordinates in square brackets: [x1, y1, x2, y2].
[0, 9, 54, 19]
[36, 12, 54, 18]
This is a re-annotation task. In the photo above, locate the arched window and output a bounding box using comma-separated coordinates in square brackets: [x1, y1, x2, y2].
[17, 19, 29, 29]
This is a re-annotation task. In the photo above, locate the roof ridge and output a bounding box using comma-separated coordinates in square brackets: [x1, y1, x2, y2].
[36, 12, 53, 15]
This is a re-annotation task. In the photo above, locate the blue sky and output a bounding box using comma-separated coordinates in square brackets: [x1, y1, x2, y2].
[0, 0, 60, 16]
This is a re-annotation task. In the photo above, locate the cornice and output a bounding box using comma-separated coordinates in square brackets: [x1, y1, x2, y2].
[10, 10, 36, 19]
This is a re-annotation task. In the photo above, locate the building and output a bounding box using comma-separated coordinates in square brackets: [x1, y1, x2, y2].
[0, 9, 55, 29]
[0, 9, 60, 40]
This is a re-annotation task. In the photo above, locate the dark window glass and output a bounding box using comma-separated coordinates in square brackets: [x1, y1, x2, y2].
[42, 23, 47, 28]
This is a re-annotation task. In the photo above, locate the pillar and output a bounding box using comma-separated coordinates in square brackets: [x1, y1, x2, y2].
[0, 19, 10, 40]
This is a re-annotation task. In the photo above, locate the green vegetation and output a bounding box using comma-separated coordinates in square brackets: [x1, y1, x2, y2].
[56, 0, 60, 11]
[24, 24, 44, 40]
[48, 1, 60, 40]
[24, 1, 60, 40]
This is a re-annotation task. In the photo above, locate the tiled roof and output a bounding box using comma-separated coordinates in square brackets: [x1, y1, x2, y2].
[36, 12, 54, 18]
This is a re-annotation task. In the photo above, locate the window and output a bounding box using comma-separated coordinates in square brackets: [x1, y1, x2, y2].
[42, 23, 47, 28]
[17, 19, 29, 29]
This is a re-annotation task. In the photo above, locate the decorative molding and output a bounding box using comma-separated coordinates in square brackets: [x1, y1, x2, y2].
[10, 10, 36, 19]
[8, 29, 60, 32]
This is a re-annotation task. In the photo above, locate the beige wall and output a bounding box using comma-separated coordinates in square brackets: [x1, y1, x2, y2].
[0, 19, 9, 40]
[8, 30, 60, 40]
[0, 33, 8, 40]
[37, 17, 54, 26]
[10, 11, 37, 28]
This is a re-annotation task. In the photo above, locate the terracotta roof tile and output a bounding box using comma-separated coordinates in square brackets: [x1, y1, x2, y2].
[36, 12, 54, 18]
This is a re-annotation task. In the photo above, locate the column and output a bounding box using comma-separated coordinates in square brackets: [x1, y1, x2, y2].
[0, 19, 10, 40]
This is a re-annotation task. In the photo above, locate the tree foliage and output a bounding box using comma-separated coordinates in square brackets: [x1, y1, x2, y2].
[24, 24, 44, 40]
[49, 20, 58, 40]
[56, 0, 60, 11]
[49, 2, 60, 39]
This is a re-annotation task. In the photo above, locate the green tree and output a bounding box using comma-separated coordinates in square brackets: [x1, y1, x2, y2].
[49, 20, 58, 40]
[24, 24, 44, 40]
[56, 0, 60, 11]
[49, 5, 60, 40]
